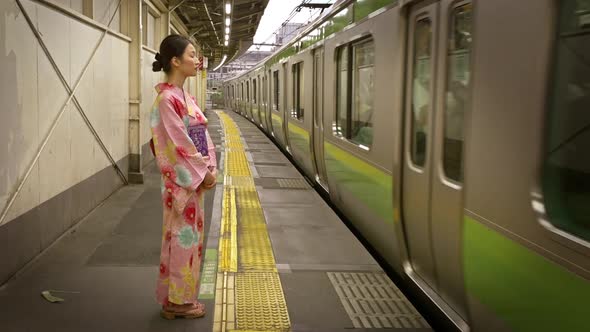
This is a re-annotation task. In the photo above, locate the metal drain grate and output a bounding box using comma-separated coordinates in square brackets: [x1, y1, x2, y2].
[277, 178, 310, 189]
[236, 272, 291, 331]
[327, 272, 431, 329]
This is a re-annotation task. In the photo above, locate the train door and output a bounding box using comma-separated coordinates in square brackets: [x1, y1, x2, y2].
[266, 70, 273, 132]
[257, 74, 263, 126]
[241, 82, 244, 115]
[247, 79, 252, 120]
[253, 76, 257, 125]
[261, 75, 267, 129]
[312, 47, 329, 191]
[282, 62, 292, 154]
[401, 0, 471, 320]
[269, 70, 276, 136]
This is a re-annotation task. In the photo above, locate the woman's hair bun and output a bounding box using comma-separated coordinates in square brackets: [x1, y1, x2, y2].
[152, 35, 191, 73]
[152, 53, 163, 72]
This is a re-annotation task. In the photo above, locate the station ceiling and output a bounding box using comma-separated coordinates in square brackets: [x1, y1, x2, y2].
[171, 0, 270, 68]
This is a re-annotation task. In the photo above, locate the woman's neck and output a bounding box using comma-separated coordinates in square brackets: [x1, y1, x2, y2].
[167, 71, 186, 90]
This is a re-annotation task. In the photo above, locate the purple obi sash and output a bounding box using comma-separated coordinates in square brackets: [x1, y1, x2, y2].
[187, 124, 209, 157]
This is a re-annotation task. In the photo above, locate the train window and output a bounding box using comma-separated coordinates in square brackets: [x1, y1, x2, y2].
[335, 39, 374, 148]
[273, 70, 280, 112]
[351, 39, 375, 147]
[543, 0, 590, 241]
[443, 4, 473, 182]
[335, 45, 349, 137]
[258, 76, 262, 108]
[246, 81, 250, 102]
[262, 77, 266, 104]
[253, 79, 257, 104]
[292, 62, 304, 120]
[410, 18, 432, 167]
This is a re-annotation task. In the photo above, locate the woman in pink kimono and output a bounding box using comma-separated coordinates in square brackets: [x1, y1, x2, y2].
[150, 34, 217, 319]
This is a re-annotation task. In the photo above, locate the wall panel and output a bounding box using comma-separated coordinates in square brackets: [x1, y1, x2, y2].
[0, 1, 40, 217]
[141, 49, 161, 151]
[1, 1, 131, 224]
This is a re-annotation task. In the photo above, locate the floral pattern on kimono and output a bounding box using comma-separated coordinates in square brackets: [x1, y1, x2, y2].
[150, 82, 217, 305]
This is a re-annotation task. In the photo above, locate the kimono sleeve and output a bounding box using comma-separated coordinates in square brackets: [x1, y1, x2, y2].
[206, 129, 217, 170]
[154, 94, 209, 212]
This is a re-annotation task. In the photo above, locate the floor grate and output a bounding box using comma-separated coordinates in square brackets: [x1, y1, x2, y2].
[327, 272, 431, 329]
[277, 178, 310, 189]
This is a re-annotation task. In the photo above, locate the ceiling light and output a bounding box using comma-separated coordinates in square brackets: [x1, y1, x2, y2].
[225, 3, 231, 14]
[213, 54, 228, 71]
[225, 34, 229, 40]
[225, 17, 230, 26]
[224, 40, 228, 46]
[225, 27, 230, 34]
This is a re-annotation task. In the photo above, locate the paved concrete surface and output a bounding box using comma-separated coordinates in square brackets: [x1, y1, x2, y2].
[0, 110, 432, 332]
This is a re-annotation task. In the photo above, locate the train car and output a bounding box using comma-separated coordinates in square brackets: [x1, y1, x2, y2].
[223, 0, 590, 331]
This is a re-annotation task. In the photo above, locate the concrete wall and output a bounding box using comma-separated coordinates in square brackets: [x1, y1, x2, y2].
[141, 47, 162, 166]
[0, 0, 209, 285]
[0, 0, 130, 284]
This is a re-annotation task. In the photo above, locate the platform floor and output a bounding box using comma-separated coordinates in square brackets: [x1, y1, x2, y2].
[0, 110, 432, 332]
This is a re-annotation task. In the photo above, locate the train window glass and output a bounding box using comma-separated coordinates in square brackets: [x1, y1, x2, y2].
[543, 0, 590, 241]
[292, 62, 304, 120]
[335, 45, 349, 137]
[443, 4, 473, 182]
[246, 81, 250, 102]
[314, 53, 321, 126]
[410, 17, 432, 167]
[253, 79, 257, 104]
[258, 76, 262, 108]
[273, 70, 280, 111]
[351, 39, 375, 148]
[263, 77, 266, 104]
[299, 64, 305, 119]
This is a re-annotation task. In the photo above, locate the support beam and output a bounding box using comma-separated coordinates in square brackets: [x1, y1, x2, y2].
[127, 0, 144, 183]
[161, 3, 171, 37]
[82, 0, 93, 18]
[251, 42, 281, 47]
[169, 0, 188, 12]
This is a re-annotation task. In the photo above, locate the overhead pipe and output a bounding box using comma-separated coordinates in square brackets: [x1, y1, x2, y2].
[202, 0, 221, 45]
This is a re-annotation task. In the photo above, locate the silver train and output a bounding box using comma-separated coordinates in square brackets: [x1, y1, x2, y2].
[223, 0, 590, 330]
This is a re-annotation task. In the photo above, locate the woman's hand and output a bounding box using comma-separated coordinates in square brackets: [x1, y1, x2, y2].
[201, 169, 217, 190]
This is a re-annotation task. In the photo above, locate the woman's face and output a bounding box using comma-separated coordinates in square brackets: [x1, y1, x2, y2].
[174, 43, 199, 77]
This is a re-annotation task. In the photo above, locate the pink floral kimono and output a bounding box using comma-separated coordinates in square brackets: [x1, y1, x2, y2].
[150, 82, 217, 306]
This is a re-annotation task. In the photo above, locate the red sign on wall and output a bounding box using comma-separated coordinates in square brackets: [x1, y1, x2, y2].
[197, 56, 204, 70]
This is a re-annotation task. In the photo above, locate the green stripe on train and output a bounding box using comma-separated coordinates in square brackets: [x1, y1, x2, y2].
[353, 0, 397, 22]
[269, 0, 398, 65]
[271, 113, 282, 137]
[464, 216, 590, 331]
[288, 122, 311, 156]
[324, 141, 393, 222]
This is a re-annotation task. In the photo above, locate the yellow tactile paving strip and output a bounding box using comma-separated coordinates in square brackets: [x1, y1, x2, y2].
[218, 186, 237, 272]
[236, 272, 291, 330]
[214, 112, 291, 332]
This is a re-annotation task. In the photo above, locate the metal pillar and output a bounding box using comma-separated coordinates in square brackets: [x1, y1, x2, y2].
[126, 0, 144, 183]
